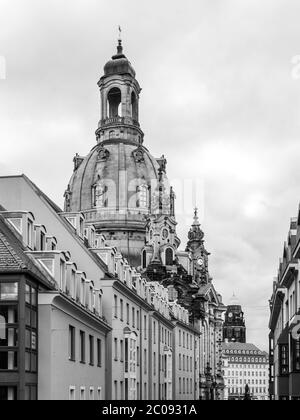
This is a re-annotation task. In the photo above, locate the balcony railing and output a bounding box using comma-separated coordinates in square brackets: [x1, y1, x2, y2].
[99, 117, 140, 128]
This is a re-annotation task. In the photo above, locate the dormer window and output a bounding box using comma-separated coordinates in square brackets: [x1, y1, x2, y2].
[40, 231, 45, 251]
[27, 220, 33, 249]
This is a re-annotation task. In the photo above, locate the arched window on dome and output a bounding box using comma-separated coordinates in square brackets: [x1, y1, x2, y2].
[131, 91, 138, 121]
[92, 179, 108, 209]
[136, 185, 149, 210]
[107, 87, 122, 118]
[165, 248, 174, 266]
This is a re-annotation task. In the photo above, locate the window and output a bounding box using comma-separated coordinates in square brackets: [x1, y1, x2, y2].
[80, 387, 86, 401]
[107, 87, 122, 118]
[126, 304, 130, 325]
[27, 220, 33, 248]
[97, 339, 102, 367]
[114, 381, 118, 400]
[69, 386, 76, 401]
[92, 180, 108, 208]
[114, 338, 118, 361]
[120, 340, 124, 362]
[132, 308, 135, 328]
[165, 248, 174, 266]
[144, 316, 147, 340]
[279, 345, 289, 375]
[114, 295, 118, 318]
[0, 283, 18, 301]
[97, 387, 102, 401]
[69, 326, 75, 361]
[89, 387, 94, 400]
[80, 331, 85, 363]
[137, 185, 148, 209]
[293, 339, 300, 372]
[142, 250, 147, 269]
[144, 349, 147, 374]
[120, 299, 124, 321]
[89, 335, 94, 366]
[137, 310, 140, 330]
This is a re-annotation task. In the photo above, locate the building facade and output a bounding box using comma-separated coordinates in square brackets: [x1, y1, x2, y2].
[269, 215, 300, 400]
[222, 342, 269, 400]
[0, 210, 110, 400]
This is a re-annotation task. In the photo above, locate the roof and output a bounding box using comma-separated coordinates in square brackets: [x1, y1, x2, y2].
[0, 214, 55, 288]
[222, 342, 267, 355]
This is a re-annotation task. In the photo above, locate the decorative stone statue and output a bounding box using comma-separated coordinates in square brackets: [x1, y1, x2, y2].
[97, 146, 110, 161]
[132, 145, 144, 163]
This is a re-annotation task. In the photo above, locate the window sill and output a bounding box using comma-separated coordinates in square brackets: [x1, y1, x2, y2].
[69, 358, 76, 363]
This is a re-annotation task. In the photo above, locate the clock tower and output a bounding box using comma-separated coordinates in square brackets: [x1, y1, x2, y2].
[223, 294, 246, 343]
[186, 208, 211, 285]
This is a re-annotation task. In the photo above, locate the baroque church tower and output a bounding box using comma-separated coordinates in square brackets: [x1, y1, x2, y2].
[64, 39, 173, 267]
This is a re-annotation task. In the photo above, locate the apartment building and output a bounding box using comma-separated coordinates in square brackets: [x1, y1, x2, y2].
[269, 215, 300, 400]
[0, 211, 110, 400]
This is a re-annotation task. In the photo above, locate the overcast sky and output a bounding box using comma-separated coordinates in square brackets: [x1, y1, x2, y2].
[1, 0, 300, 350]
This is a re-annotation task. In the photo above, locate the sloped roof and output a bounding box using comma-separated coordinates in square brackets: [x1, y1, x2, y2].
[222, 342, 266, 354]
[0, 230, 27, 270]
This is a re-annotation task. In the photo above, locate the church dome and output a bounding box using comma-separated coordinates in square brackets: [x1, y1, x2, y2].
[103, 41, 136, 78]
[64, 39, 171, 267]
[68, 141, 160, 215]
[65, 139, 166, 266]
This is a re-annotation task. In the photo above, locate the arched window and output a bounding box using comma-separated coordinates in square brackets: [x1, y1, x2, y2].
[136, 185, 148, 209]
[165, 248, 174, 266]
[107, 87, 122, 118]
[131, 91, 138, 121]
[92, 179, 108, 208]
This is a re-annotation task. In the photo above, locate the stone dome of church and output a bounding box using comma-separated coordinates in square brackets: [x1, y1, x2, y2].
[67, 141, 160, 216]
[64, 40, 173, 267]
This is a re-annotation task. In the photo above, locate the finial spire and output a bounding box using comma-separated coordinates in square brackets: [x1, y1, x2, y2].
[116, 25, 123, 56]
[193, 207, 200, 226]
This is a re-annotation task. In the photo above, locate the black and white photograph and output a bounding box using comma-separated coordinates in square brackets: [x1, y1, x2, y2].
[0, 0, 299, 403]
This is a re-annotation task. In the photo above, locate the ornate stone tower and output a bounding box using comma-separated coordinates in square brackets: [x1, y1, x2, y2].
[64, 39, 171, 266]
[186, 208, 211, 285]
[223, 294, 246, 343]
